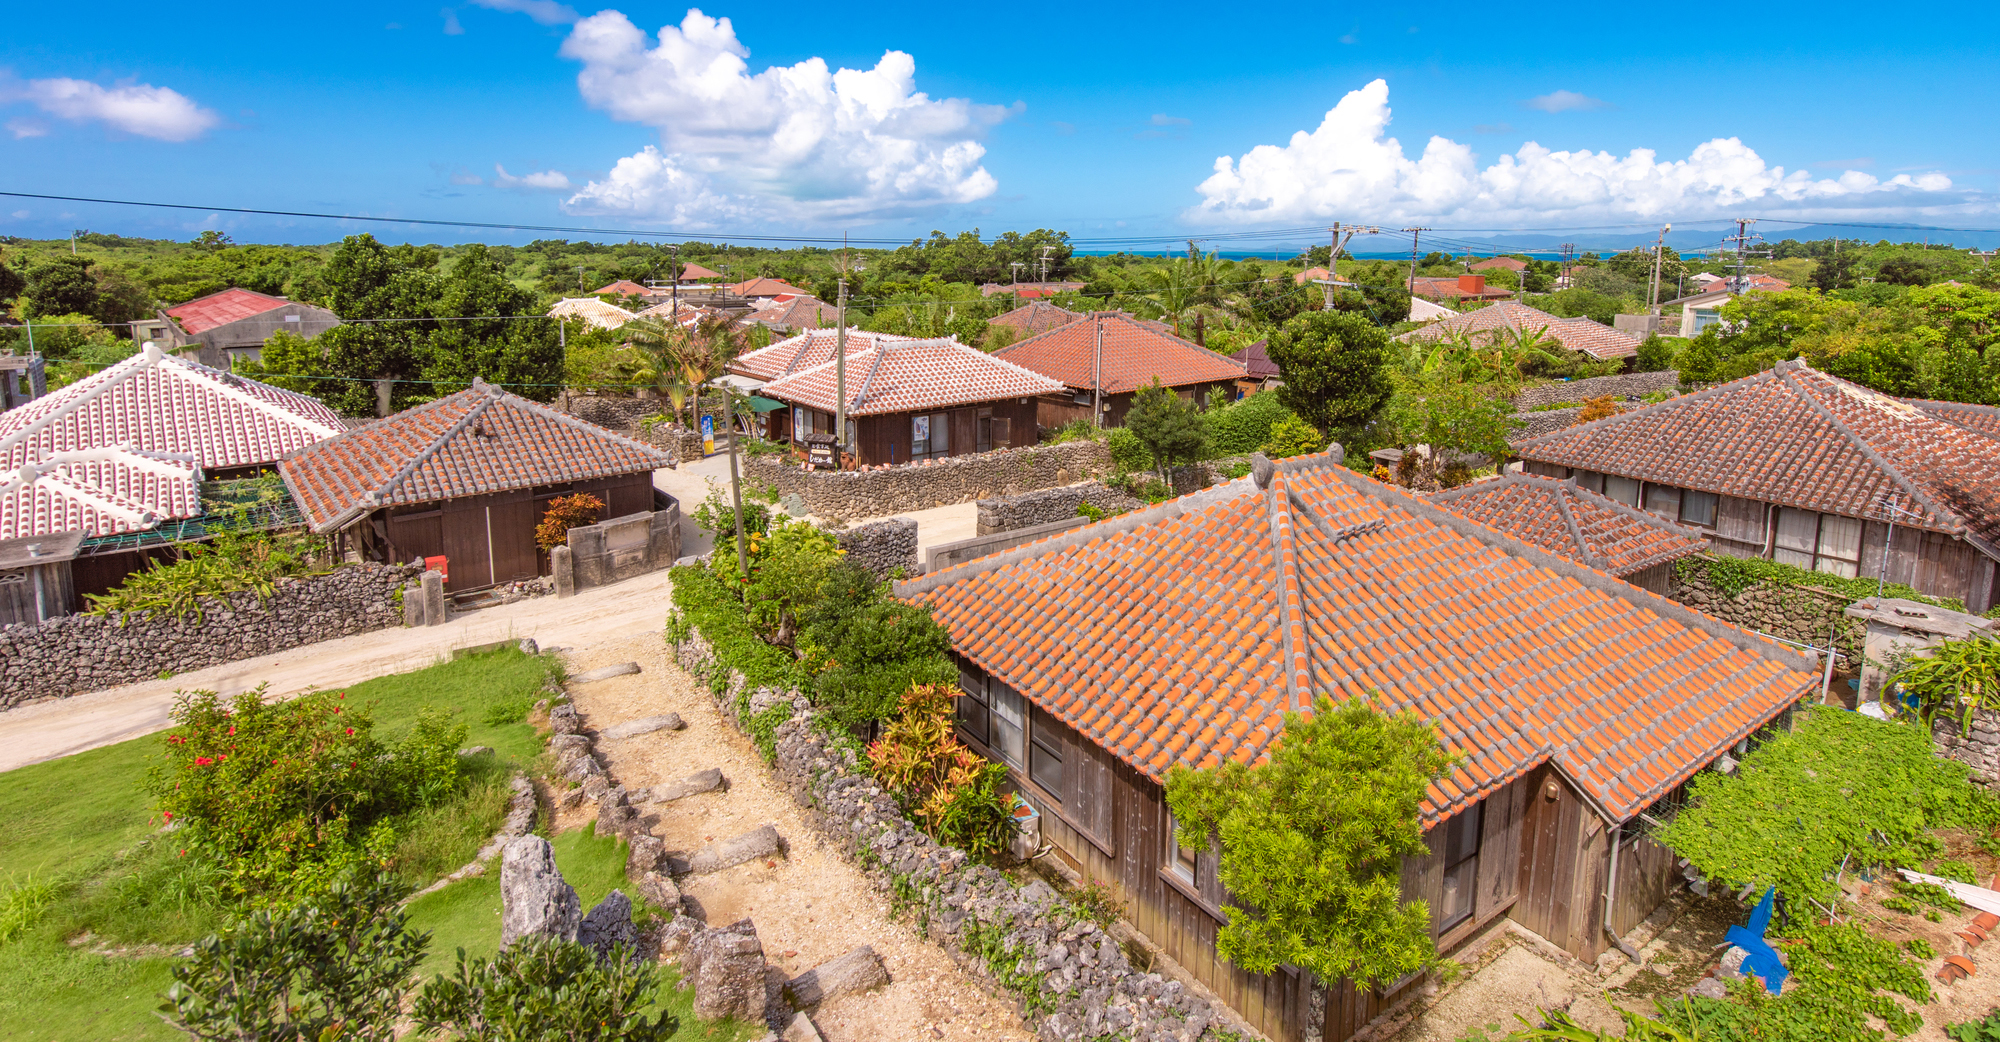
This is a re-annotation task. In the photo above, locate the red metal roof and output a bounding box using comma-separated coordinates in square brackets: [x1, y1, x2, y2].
[1230, 339, 1279, 379]
[1431, 472, 1708, 577]
[907, 454, 1816, 824]
[279, 381, 672, 532]
[759, 337, 1065, 417]
[993, 312, 1247, 395]
[0, 346, 343, 539]
[165, 287, 292, 335]
[1514, 361, 2000, 548]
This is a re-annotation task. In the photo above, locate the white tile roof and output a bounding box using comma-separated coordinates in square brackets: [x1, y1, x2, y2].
[0, 345, 345, 539]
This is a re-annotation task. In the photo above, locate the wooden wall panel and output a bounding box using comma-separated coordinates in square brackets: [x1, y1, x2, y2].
[1477, 776, 1527, 915]
[1610, 834, 1682, 937]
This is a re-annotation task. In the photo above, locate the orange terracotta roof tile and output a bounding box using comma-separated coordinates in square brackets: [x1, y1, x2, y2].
[1403, 301, 1640, 360]
[905, 454, 1817, 825]
[993, 311, 1246, 394]
[1431, 472, 1709, 577]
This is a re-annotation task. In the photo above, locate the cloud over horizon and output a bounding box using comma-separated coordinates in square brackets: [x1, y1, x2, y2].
[1190, 79, 1972, 227]
[551, 8, 1009, 226]
[2, 75, 220, 141]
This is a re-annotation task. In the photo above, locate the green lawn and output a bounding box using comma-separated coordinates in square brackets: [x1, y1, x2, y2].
[0, 646, 680, 1042]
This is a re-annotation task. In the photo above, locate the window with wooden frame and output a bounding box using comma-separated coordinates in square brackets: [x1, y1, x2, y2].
[1028, 708, 1064, 801]
[911, 412, 951, 460]
[976, 407, 993, 452]
[1773, 508, 1863, 578]
[955, 662, 989, 746]
[1573, 470, 1606, 494]
[1603, 474, 1641, 507]
[1165, 810, 1197, 883]
[1437, 803, 1483, 931]
[1643, 483, 1681, 520]
[989, 681, 1025, 769]
[1680, 490, 1719, 528]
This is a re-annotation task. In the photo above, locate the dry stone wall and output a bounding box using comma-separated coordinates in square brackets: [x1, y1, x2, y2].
[669, 623, 1259, 1042]
[741, 440, 1112, 521]
[0, 564, 417, 709]
[1669, 560, 1863, 665]
[1511, 370, 1680, 410]
[834, 518, 919, 579]
[1933, 709, 2000, 790]
[977, 482, 1142, 535]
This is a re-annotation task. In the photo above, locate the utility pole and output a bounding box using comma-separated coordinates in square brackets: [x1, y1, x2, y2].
[835, 235, 849, 468]
[1039, 244, 1055, 286]
[1325, 223, 1341, 309]
[669, 243, 681, 322]
[1724, 218, 1768, 294]
[1010, 261, 1024, 305]
[575, 265, 586, 294]
[1092, 313, 1103, 428]
[726, 392, 748, 580]
[1557, 242, 1577, 288]
[1973, 249, 1998, 269]
[1648, 223, 1673, 313]
[1401, 227, 1430, 294]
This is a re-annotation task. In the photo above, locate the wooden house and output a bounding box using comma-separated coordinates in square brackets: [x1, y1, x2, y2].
[279, 379, 672, 594]
[1429, 472, 1710, 594]
[752, 336, 1065, 468]
[1514, 361, 2000, 612]
[161, 287, 342, 369]
[0, 531, 83, 627]
[900, 452, 1817, 1041]
[0, 344, 346, 601]
[993, 311, 1247, 429]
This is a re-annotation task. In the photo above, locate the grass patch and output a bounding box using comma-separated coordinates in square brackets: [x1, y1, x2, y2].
[0, 645, 560, 1042]
[405, 824, 762, 1042]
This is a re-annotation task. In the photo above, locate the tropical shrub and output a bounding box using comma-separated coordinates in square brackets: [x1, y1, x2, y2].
[867, 684, 1017, 858]
[799, 561, 956, 730]
[1260, 414, 1324, 458]
[149, 685, 469, 901]
[1894, 636, 2000, 730]
[86, 529, 327, 622]
[1575, 395, 1624, 424]
[691, 483, 772, 542]
[742, 520, 843, 647]
[1203, 391, 1295, 456]
[533, 493, 603, 551]
[159, 872, 427, 1042]
[413, 934, 677, 1042]
[1106, 425, 1150, 474]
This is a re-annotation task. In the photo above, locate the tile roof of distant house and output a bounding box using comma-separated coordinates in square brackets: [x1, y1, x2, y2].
[677, 262, 723, 280]
[1404, 301, 1641, 360]
[729, 329, 917, 381]
[902, 452, 1816, 824]
[165, 287, 294, 335]
[279, 380, 671, 533]
[759, 337, 1066, 417]
[1514, 361, 2000, 552]
[978, 281, 1087, 298]
[730, 277, 797, 297]
[1471, 257, 1529, 272]
[591, 279, 653, 297]
[1294, 266, 1332, 285]
[1910, 398, 2000, 441]
[989, 301, 1083, 336]
[548, 297, 636, 330]
[0, 345, 345, 539]
[993, 312, 1246, 395]
[1231, 339, 1279, 379]
[747, 294, 841, 332]
[1410, 275, 1515, 301]
[1430, 472, 1709, 577]
[632, 300, 714, 325]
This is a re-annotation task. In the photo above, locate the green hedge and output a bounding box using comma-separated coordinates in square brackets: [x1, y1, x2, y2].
[666, 564, 802, 697]
[1202, 391, 1295, 457]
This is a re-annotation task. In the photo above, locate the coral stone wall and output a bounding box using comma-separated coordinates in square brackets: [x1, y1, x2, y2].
[740, 441, 1112, 521]
[834, 518, 919, 579]
[976, 482, 1142, 535]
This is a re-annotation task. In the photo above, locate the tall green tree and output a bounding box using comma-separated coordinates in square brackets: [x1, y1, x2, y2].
[1266, 310, 1393, 447]
[422, 244, 563, 401]
[1164, 696, 1456, 984]
[1123, 378, 1208, 482]
[23, 255, 99, 318]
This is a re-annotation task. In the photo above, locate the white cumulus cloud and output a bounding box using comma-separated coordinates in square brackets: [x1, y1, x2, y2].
[554, 8, 1008, 224]
[1189, 79, 1973, 227]
[3, 76, 219, 141]
[492, 164, 572, 190]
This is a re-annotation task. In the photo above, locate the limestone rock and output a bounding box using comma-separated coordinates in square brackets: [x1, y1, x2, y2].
[636, 870, 683, 914]
[690, 920, 768, 1022]
[627, 833, 665, 877]
[1690, 976, 1729, 1000]
[597, 786, 638, 836]
[549, 703, 582, 735]
[500, 836, 581, 947]
[783, 945, 889, 1009]
[658, 914, 703, 958]
[457, 745, 494, 758]
[675, 825, 782, 875]
[578, 890, 637, 956]
[548, 733, 591, 754]
[573, 662, 642, 683]
[600, 713, 685, 740]
[652, 768, 726, 803]
[781, 1012, 824, 1042]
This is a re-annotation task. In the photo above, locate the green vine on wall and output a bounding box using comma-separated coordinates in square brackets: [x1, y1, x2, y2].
[1677, 554, 1965, 612]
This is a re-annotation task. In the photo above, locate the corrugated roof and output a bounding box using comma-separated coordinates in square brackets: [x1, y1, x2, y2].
[1515, 362, 2000, 551]
[278, 381, 672, 532]
[906, 454, 1815, 825]
[165, 287, 293, 335]
[1231, 339, 1279, 379]
[729, 329, 916, 382]
[1404, 301, 1640, 360]
[759, 337, 1066, 417]
[1430, 472, 1709, 577]
[993, 312, 1247, 395]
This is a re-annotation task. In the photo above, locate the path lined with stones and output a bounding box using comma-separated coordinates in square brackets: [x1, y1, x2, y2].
[541, 633, 1033, 1042]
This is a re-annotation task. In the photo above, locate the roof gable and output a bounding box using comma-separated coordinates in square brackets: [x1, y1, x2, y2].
[759, 337, 1067, 417]
[1514, 361, 2000, 549]
[988, 301, 1082, 336]
[1431, 472, 1708, 576]
[993, 312, 1246, 394]
[907, 454, 1814, 824]
[278, 381, 672, 532]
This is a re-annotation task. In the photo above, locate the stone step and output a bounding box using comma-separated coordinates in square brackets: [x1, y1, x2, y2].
[600, 713, 685, 740]
[672, 824, 783, 875]
[783, 944, 889, 1009]
[572, 662, 642, 683]
[648, 768, 727, 804]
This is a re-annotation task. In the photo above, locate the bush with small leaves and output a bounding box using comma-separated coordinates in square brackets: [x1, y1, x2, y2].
[412, 934, 677, 1042]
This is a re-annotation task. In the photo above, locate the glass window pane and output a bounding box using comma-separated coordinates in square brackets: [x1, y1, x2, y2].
[1604, 475, 1640, 507]
[1445, 805, 1483, 864]
[1575, 471, 1605, 494]
[955, 694, 988, 745]
[1030, 736, 1063, 798]
[1166, 812, 1196, 881]
[1815, 555, 1860, 579]
[1773, 546, 1815, 569]
[1439, 858, 1476, 929]
[912, 415, 929, 456]
[932, 414, 948, 454]
[1774, 508, 1819, 553]
[1644, 484, 1681, 519]
[991, 686, 1025, 769]
[1681, 490, 1719, 527]
[1817, 514, 1862, 563]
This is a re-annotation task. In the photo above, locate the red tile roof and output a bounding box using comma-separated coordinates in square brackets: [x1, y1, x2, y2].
[1471, 257, 1529, 272]
[165, 287, 292, 335]
[729, 329, 916, 382]
[748, 295, 841, 332]
[677, 262, 723, 280]
[1404, 301, 1641, 360]
[1410, 276, 1514, 301]
[1514, 361, 2000, 550]
[993, 312, 1246, 395]
[1294, 266, 1332, 285]
[1430, 473, 1708, 577]
[592, 280, 653, 297]
[1910, 399, 2000, 441]
[988, 301, 1083, 336]
[0, 345, 343, 539]
[759, 337, 1066, 417]
[729, 277, 797, 297]
[278, 381, 671, 532]
[905, 453, 1815, 824]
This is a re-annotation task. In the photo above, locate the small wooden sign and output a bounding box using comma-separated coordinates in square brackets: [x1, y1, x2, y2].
[807, 442, 837, 468]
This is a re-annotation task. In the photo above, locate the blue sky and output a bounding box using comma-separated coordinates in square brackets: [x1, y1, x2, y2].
[2, 1, 1996, 251]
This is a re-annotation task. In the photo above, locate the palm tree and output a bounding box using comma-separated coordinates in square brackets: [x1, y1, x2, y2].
[619, 317, 695, 424]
